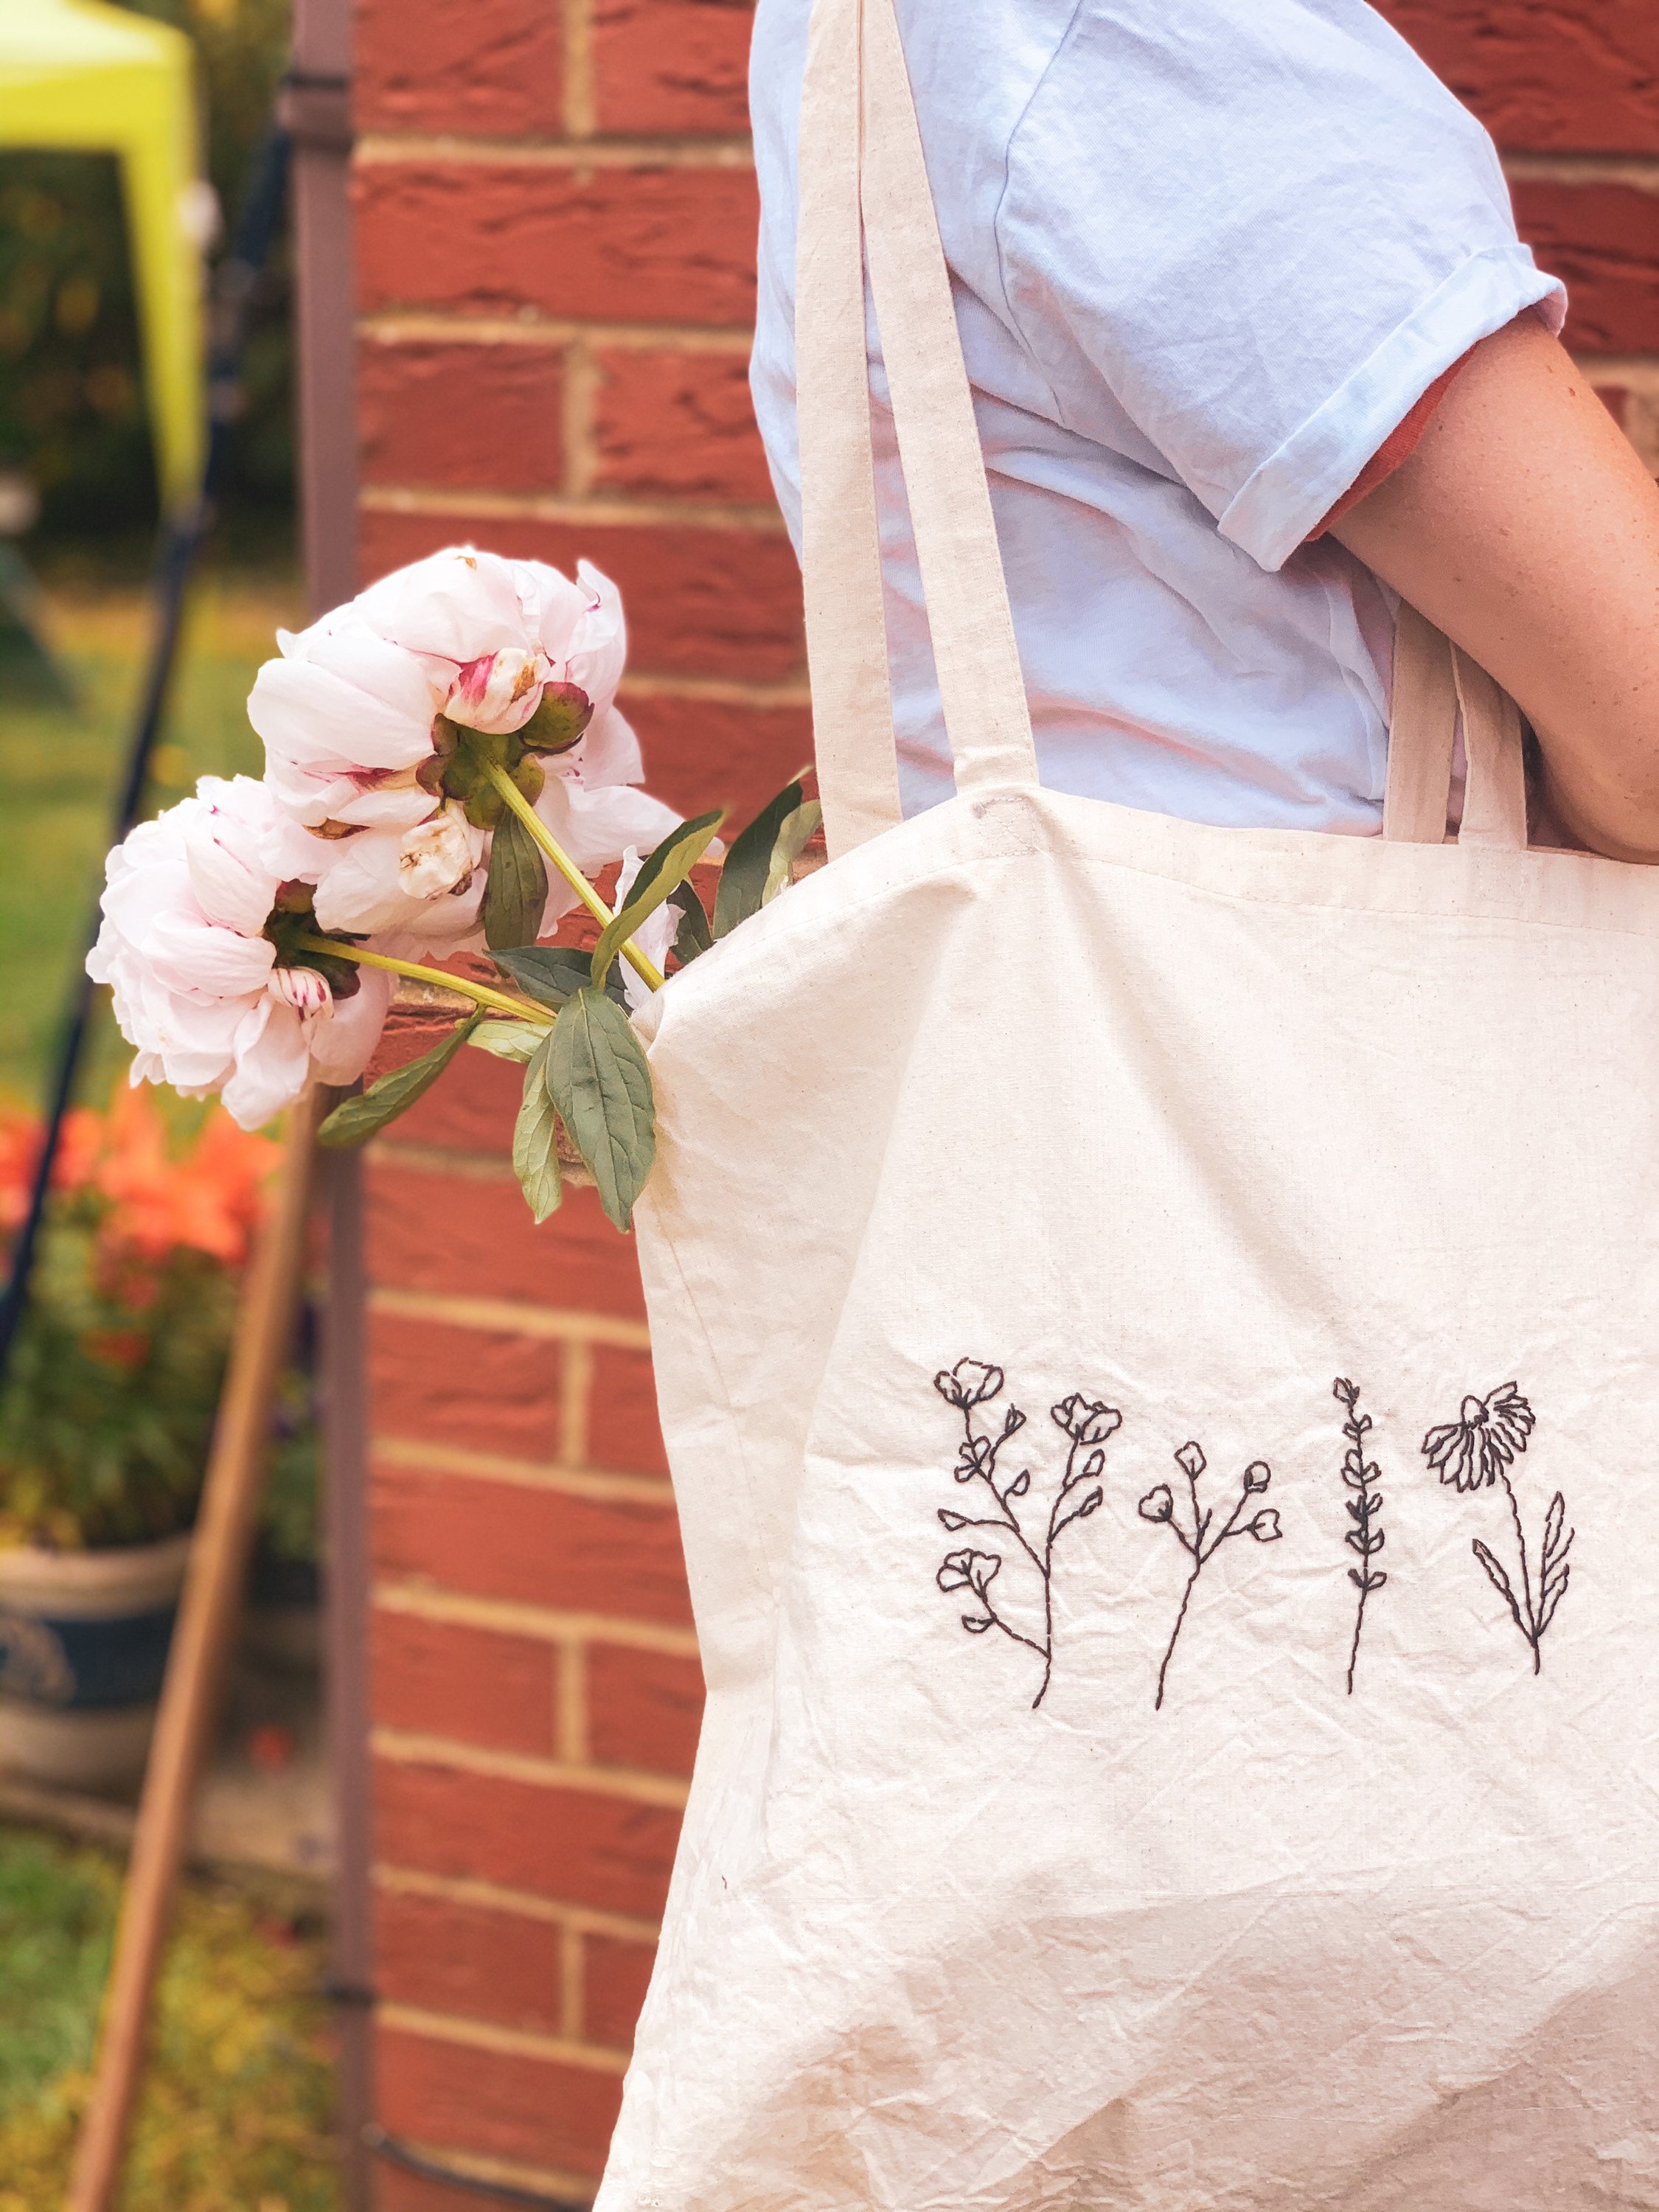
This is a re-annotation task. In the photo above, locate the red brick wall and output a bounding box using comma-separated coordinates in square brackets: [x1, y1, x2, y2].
[349, 4, 1657, 2203]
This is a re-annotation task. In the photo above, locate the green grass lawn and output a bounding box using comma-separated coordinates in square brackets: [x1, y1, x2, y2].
[0, 572, 302, 1105]
[0, 1823, 338, 2212]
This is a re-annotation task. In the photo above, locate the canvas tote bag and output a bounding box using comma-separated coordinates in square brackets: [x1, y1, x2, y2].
[596, 0, 1659, 2202]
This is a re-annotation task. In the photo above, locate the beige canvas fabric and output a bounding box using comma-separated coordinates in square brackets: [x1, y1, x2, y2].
[595, 0, 1659, 2203]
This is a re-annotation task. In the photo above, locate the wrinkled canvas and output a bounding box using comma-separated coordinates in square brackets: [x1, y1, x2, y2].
[604, 793, 1659, 2211]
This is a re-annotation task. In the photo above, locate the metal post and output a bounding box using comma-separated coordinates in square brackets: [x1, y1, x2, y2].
[280, 10, 373, 2207]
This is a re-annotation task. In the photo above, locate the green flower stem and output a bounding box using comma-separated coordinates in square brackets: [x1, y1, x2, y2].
[295, 935, 551, 1026]
[481, 762, 667, 992]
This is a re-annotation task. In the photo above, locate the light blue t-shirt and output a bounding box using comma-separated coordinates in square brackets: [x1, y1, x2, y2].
[749, 0, 1565, 833]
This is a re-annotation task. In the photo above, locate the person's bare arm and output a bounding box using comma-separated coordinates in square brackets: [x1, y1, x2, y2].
[1332, 313, 1659, 862]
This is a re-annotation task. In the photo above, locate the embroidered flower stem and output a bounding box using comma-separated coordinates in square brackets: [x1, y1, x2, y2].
[294, 935, 552, 1024]
[1138, 1441, 1281, 1711]
[930, 1360, 1116, 1711]
[480, 762, 666, 990]
[1333, 1377, 1387, 1694]
[1422, 1384, 1573, 1675]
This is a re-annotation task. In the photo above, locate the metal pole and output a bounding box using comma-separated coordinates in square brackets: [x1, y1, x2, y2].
[280, 10, 373, 2205]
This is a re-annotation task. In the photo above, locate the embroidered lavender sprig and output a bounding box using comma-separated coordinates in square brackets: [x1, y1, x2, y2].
[1138, 1441, 1281, 1711]
[1422, 1383, 1572, 1674]
[931, 1358, 1116, 1710]
[1333, 1377, 1387, 1694]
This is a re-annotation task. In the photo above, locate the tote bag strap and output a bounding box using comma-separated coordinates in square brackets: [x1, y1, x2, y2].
[798, 0, 1039, 858]
[1385, 602, 1528, 849]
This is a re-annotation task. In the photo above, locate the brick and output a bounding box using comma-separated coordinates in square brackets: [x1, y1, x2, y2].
[371, 1315, 563, 1463]
[591, 348, 773, 504]
[1512, 181, 1659, 356]
[586, 1344, 668, 1477]
[367, 1164, 647, 1318]
[1374, 2, 1659, 156]
[617, 690, 813, 828]
[587, 1644, 704, 1775]
[355, 164, 759, 329]
[355, 0, 563, 137]
[370, 1461, 694, 1624]
[594, 0, 753, 136]
[582, 1931, 658, 2050]
[375, 1885, 565, 2035]
[360, 341, 565, 494]
[372, 1608, 557, 1756]
[358, 510, 804, 683]
[370, 1020, 524, 1157]
[375, 1756, 683, 1916]
[377, 2020, 623, 2176]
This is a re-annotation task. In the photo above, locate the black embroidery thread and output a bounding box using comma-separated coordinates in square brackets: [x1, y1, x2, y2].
[931, 1358, 1117, 1709]
[1333, 1377, 1387, 1694]
[1138, 1441, 1281, 1710]
[1421, 1383, 1573, 1675]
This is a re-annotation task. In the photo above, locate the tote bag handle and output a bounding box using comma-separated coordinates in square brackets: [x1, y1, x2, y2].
[798, 0, 1531, 858]
[798, 0, 1039, 858]
[1387, 604, 1529, 849]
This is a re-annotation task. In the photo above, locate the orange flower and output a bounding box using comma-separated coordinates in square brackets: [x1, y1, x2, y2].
[1, 1086, 277, 1269]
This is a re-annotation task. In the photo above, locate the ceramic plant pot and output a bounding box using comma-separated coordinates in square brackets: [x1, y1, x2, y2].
[0, 1531, 192, 1790]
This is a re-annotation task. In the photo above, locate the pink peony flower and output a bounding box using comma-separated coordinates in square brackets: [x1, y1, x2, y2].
[246, 546, 684, 956]
[88, 776, 392, 1129]
[311, 801, 487, 946]
[247, 603, 441, 830]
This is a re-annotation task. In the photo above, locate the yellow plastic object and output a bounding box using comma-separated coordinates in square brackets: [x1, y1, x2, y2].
[0, 0, 205, 513]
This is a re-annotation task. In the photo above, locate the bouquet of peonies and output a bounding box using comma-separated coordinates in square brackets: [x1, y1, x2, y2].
[90, 546, 821, 1230]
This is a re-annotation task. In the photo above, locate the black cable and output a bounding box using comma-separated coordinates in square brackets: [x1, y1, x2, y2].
[0, 107, 293, 1385]
[362, 2124, 594, 2210]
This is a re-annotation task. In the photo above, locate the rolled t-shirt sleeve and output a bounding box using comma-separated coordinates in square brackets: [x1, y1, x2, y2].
[992, 0, 1566, 572]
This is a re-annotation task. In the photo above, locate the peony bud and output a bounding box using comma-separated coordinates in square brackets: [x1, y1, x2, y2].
[397, 806, 477, 899]
[445, 647, 549, 734]
[269, 965, 333, 1017]
[1138, 1485, 1175, 1524]
[1243, 1461, 1271, 1492]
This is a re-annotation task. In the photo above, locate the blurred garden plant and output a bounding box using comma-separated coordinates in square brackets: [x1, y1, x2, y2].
[0, 1088, 276, 1548]
[0, 0, 292, 544]
[92, 545, 824, 1232]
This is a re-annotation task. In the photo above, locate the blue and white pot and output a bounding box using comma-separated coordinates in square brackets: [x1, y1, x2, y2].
[0, 1533, 191, 1788]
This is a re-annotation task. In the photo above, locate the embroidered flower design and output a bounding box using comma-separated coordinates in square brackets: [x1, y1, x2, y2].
[1332, 1377, 1388, 1695]
[937, 1548, 1002, 1633]
[927, 1357, 1118, 1708]
[1135, 1437, 1283, 1710]
[1422, 1382, 1570, 1675]
[1422, 1384, 1535, 1494]
[934, 1358, 1004, 1411]
[1051, 1394, 1122, 1447]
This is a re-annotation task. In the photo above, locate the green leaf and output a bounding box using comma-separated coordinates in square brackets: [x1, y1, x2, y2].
[668, 880, 712, 965]
[713, 776, 806, 939]
[546, 988, 655, 1231]
[481, 804, 548, 951]
[512, 1034, 563, 1223]
[491, 945, 624, 1010]
[591, 809, 724, 990]
[467, 1019, 545, 1064]
[317, 1014, 482, 1149]
[762, 798, 823, 906]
